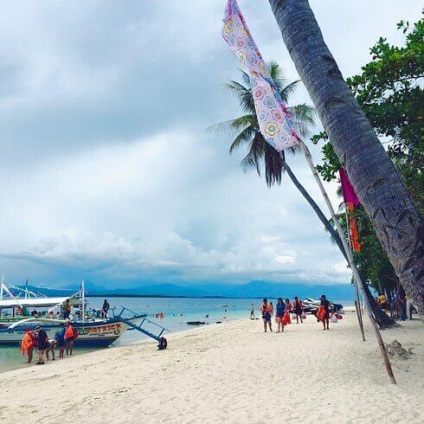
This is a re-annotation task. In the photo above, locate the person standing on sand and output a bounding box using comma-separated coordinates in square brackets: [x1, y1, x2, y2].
[282, 299, 291, 326]
[35, 326, 49, 365]
[55, 325, 66, 358]
[260, 298, 272, 332]
[275, 298, 286, 332]
[250, 304, 255, 319]
[64, 321, 77, 355]
[284, 299, 293, 324]
[293, 296, 303, 324]
[320, 295, 330, 330]
[20, 328, 34, 363]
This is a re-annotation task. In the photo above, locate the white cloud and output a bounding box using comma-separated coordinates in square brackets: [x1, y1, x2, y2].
[275, 255, 296, 265]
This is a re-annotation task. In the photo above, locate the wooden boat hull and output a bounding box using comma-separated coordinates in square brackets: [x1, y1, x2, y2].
[0, 320, 129, 348]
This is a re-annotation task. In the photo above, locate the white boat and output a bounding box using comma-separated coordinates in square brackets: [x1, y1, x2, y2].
[0, 282, 166, 348]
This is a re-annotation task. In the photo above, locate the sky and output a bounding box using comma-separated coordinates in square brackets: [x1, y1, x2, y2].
[0, 0, 421, 289]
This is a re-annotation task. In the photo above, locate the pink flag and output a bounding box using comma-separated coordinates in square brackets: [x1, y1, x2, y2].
[339, 168, 360, 207]
[222, 0, 300, 152]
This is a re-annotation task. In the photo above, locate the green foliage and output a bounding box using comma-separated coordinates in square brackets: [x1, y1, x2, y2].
[354, 208, 399, 292]
[346, 18, 424, 162]
[310, 131, 340, 182]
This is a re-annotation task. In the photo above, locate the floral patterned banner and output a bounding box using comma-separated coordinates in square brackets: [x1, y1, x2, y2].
[222, 0, 300, 152]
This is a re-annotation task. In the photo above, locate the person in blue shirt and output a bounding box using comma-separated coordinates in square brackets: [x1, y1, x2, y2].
[54, 325, 66, 358]
[276, 298, 286, 333]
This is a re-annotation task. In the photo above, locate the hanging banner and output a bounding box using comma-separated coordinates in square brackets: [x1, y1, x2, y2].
[339, 168, 360, 206]
[222, 0, 300, 152]
[339, 169, 361, 252]
[346, 202, 361, 252]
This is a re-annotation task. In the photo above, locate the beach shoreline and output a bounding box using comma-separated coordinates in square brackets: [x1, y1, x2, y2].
[1, 312, 423, 423]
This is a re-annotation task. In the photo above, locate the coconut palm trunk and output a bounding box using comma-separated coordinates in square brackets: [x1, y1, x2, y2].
[268, 0, 424, 316]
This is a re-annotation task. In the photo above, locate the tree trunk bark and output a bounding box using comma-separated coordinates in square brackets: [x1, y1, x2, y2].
[282, 161, 347, 261]
[269, 0, 424, 316]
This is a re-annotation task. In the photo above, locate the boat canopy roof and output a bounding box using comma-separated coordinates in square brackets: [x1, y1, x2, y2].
[0, 297, 68, 308]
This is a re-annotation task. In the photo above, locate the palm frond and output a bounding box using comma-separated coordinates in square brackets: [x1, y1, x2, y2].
[229, 125, 256, 154]
[205, 119, 240, 136]
[268, 61, 287, 90]
[280, 80, 300, 103]
[240, 133, 266, 175]
[216, 60, 318, 185]
[287, 103, 316, 138]
[264, 144, 286, 187]
[230, 114, 257, 131]
[206, 114, 257, 136]
[240, 154, 260, 175]
[225, 81, 255, 113]
[241, 70, 251, 87]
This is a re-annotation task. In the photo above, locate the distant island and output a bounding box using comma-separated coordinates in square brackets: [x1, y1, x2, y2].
[18, 281, 355, 300]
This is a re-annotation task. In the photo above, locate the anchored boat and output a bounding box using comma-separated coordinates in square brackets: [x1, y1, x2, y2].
[0, 282, 168, 349]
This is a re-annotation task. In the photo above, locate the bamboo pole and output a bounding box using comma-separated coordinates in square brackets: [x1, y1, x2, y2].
[354, 300, 366, 341]
[299, 140, 396, 384]
[345, 208, 366, 341]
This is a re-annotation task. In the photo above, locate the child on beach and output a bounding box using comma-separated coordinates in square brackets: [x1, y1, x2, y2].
[275, 298, 286, 332]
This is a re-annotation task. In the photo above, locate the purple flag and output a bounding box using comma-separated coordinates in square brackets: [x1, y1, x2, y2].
[222, 0, 300, 152]
[339, 168, 360, 207]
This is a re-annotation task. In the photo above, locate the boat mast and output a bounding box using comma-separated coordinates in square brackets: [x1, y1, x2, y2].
[81, 280, 85, 323]
[0, 276, 3, 318]
[0, 277, 3, 302]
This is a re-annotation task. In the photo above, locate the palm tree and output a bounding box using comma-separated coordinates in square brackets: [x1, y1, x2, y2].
[268, 0, 424, 317]
[218, 63, 396, 328]
[215, 61, 348, 261]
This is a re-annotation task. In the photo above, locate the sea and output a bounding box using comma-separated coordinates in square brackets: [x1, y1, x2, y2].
[0, 296, 354, 373]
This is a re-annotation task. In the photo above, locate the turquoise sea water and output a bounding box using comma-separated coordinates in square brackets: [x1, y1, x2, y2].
[0, 296, 353, 373]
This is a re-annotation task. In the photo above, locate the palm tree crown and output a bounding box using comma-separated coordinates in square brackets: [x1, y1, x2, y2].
[219, 61, 316, 186]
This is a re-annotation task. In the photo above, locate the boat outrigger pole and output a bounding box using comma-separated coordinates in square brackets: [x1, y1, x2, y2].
[115, 307, 168, 350]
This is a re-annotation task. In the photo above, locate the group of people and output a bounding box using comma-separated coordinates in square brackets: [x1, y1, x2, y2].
[20, 321, 78, 365]
[376, 292, 415, 321]
[256, 296, 306, 333]
[256, 295, 332, 332]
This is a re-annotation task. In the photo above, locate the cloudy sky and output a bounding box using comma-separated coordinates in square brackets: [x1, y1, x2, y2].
[0, 0, 421, 289]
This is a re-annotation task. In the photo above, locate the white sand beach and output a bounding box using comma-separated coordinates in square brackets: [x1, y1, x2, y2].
[1, 312, 423, 423]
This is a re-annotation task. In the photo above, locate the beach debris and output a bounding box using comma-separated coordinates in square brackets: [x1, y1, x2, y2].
[385, 340, 414, 360]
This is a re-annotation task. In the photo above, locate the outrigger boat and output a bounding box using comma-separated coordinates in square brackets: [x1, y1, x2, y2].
[0, 282, 168, 349]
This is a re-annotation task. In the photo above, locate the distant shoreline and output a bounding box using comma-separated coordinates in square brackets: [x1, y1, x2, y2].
[87, 294, 256, 299]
